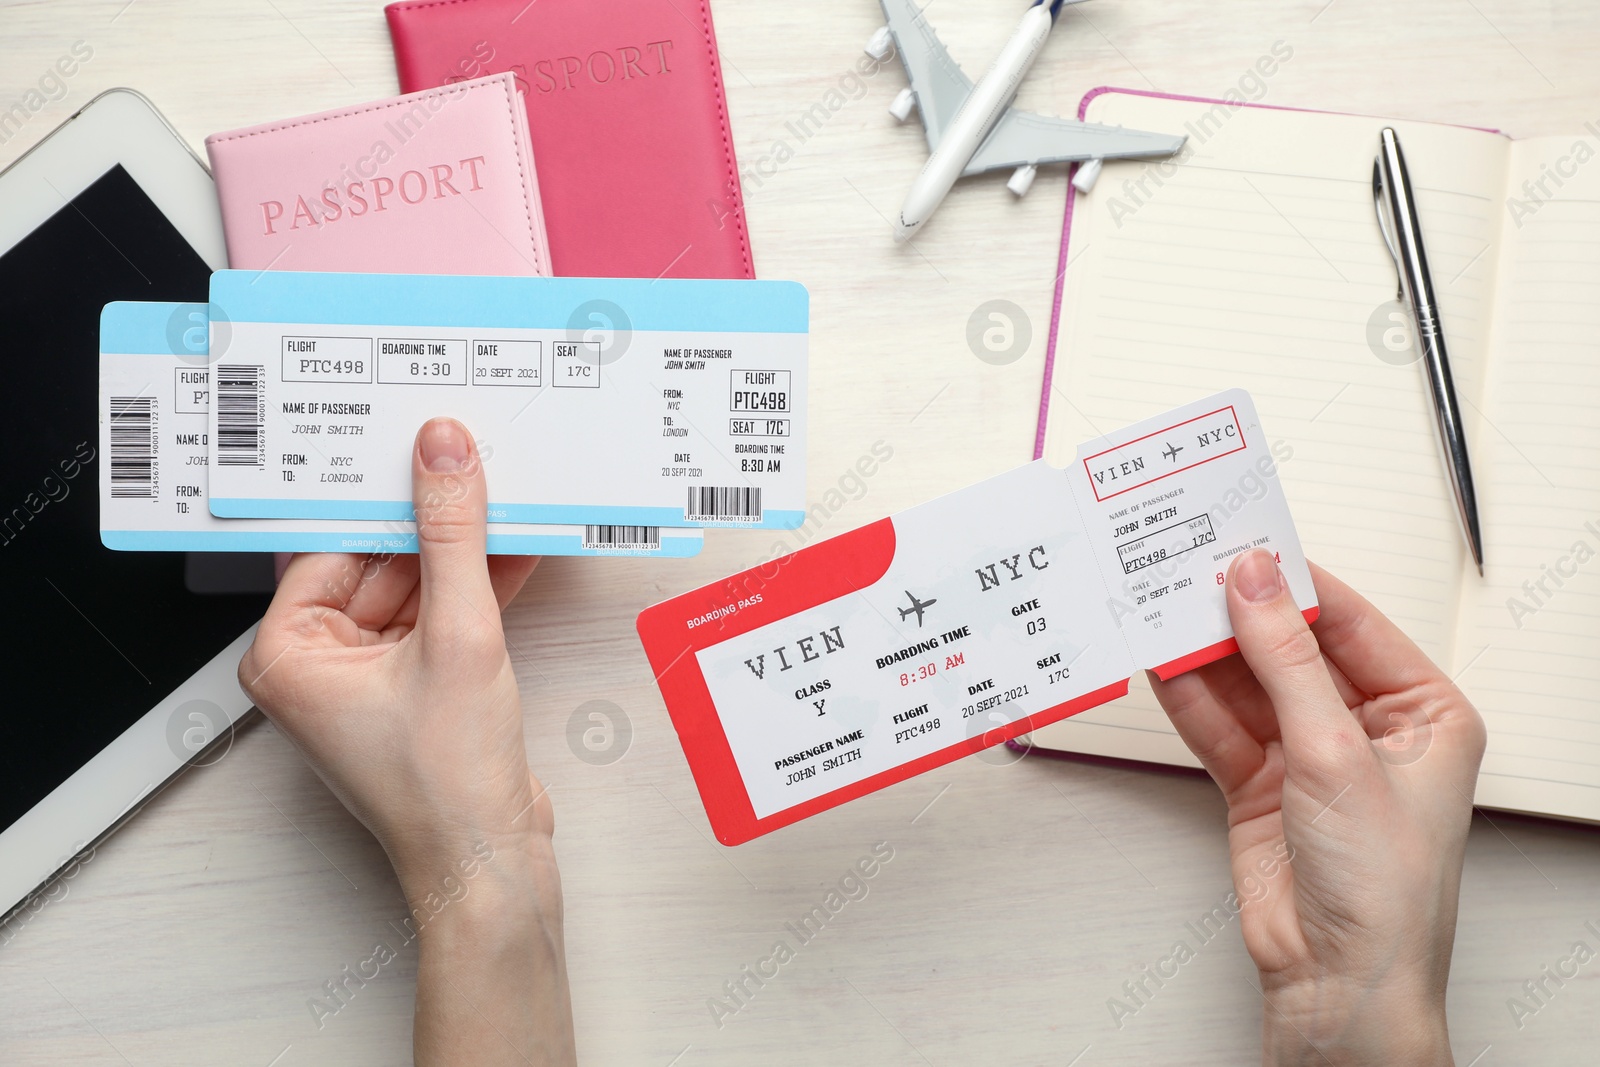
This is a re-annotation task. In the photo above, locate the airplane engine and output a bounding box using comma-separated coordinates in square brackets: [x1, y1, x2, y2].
[865, 26, 893, 60]
[889, 87, 917, 122]
[1006, 164, 1038, 197]
[1071, 157, 1104, 193]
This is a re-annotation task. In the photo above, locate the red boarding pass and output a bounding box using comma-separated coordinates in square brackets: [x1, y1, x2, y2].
[637, 390, 1315, 844]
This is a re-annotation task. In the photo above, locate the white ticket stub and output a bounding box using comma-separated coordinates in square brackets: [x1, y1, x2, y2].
[1068, 392, 1308, 670]
[99, 301, 702, 556]
[204, 270, 808, 530]
[637, 389, 1315, 843]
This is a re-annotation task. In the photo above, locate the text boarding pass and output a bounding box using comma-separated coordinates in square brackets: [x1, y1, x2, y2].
[636, 390, 1315, 844]
[100, 302, 703, 556]
[204, 271, 808, 530]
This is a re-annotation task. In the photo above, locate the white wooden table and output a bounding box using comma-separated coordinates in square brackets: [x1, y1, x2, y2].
[3, 1, 1598, 1062]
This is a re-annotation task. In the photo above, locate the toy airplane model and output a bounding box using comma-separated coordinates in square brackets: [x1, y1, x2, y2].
[867, 0, 1187, 240]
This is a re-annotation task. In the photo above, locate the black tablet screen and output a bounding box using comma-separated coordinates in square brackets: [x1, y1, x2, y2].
[0, 164, 270, 832]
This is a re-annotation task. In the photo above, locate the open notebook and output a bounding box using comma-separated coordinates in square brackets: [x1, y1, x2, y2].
[1030, 89, 1600, 824]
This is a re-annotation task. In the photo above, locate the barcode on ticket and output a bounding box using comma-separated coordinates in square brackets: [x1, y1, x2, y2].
[109, 396, 156, 498]
[215, 365, 265, 467]
[583, 525, 661, 551]
[685, 486, 762, 522]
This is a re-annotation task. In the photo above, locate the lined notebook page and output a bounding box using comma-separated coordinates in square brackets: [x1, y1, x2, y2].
[1450, 136, 1600, 822]
[1031, 93, 1508, 768]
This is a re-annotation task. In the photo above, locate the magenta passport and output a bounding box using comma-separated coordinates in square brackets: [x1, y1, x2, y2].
[386, 0, 754, 280]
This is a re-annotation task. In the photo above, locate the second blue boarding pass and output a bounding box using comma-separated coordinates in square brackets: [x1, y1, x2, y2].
[205, 271, 809, 530]
[99, 302, 703, 556]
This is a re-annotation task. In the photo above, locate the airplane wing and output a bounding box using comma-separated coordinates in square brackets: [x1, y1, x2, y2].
[878, 0, 973, 153]
[962, 109, 1187, 176]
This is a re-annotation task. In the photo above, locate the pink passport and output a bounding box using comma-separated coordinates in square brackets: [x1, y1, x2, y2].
[205, 73, 551, 276]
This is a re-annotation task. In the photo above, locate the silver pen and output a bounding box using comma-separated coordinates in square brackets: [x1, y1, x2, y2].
[1372, 127, 1485, 575]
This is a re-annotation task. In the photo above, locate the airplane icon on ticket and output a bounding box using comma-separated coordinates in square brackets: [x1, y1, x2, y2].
[898, 590, 937, 627]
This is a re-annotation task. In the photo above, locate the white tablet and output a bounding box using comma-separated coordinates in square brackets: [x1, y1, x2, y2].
[0, 90, 271, 924]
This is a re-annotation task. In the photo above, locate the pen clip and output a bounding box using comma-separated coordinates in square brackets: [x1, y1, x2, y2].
[1371, 159, 1403, 302]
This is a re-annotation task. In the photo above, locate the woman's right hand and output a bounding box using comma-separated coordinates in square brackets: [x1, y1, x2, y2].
[1150, 550, 1486, 1066]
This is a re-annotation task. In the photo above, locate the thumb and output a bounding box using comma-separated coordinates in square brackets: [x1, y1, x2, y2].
[412, 418, 500, 637]
[1227, 548, 1369, 781]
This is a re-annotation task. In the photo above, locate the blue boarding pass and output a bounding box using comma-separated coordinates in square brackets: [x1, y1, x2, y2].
[98, 301, 703, 556]
[204, 271, 809, 530]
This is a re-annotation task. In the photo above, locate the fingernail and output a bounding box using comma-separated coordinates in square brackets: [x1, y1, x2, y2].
[419, 418, 469, 473]
[1235, 549, 1282, 603]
